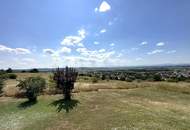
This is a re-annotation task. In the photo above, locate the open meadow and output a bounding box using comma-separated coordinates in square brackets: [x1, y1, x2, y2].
[1, 73, 190, 130]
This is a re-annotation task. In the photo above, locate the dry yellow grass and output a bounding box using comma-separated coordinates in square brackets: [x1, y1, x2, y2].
[2, 73, 190, 97]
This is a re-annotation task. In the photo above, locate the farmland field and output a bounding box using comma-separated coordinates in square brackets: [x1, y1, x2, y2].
[0, 73, 190, 130]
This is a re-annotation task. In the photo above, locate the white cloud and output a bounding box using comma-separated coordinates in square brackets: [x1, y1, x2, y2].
[61, 29, 86, 47]
[60, 47, 71, 53]
[116, 53, 122, 58]
[140, 41, 148, 45]
[94, 41, 99, 45]
[156, 42, 165, 46]
[78, 43, 84, 47]
[43, 49, 55, 55]
[0, 44, 31, 54]
[15, 48, 31, 54]
[110, 43, 115, 46]
[167, 50, 176, 54]
[131, 48, 139, 51]
[100, 29, 106, 33]
[147, 49, 164, 55]
[76, 47, 115, 62]
[98, 1, 111, 12]
[99, 49, 106, 53]
[94, 7, 98, 13]
[78, 29, 86, 39]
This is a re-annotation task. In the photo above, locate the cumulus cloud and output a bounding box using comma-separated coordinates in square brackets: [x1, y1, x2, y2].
[167, 50, 176, 54]
[147, 49, 164, 55]
[43, 49, 55, 55]
[98, 1, 111, 12]
[99, 49, 106, 53]
[0, 44, 31, 54]
[116, 53, 123, 58]
[61, 29, 86, 47]
[76, 47, 115, 62]
[60, 47, 71, 53]
[100, 29, 106, 33]
[94, 41, 99, 45]
[110, 43, 115, 46]
[156, 42, 165, 46]
[140, 41, 148, 45]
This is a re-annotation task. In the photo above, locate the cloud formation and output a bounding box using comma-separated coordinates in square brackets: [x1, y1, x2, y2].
[61, 29, 86, 47]
[156, 42, 165, 46]
[60, 47, 71, 53]
[94, 41, 99, 45]
[167, 50, 176, 54]
[140, 41, 148, 45]
[110, 43, 115, 46]
[95, 1, 111, 13]
[147, 49, 164, 55]
[0, 44, 31, 54]
[100, 29, 106, 33]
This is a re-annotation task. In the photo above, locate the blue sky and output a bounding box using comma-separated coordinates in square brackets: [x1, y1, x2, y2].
[0, 0, 190, 69]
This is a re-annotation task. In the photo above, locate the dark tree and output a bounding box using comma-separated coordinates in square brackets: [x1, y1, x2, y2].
[6, 68, 13, 73]
[30, 68, 39, 73]
[153, 74, 162, 81]
[53, 66, 78, 100]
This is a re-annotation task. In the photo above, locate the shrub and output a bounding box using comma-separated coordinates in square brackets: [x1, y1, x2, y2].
[153, 74, 162, 81]
[0, 73, 8, 80]
[16, 77, 46, 101]
[29, 68, 39, 73]
[92, 77, 98, 83]
[8, 74, 17, 79]
[6, 68, 13, 73]
[0, 79, 4, 94]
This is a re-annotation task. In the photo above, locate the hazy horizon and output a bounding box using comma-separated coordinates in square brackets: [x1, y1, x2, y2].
[0, 0, 190, 69]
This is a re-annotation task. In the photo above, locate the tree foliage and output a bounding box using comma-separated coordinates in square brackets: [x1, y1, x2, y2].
[53, 67, 78, 100]
[17, 77, 46, 101]
[29, 68, 39, 73]
[0, 79, 4, 94]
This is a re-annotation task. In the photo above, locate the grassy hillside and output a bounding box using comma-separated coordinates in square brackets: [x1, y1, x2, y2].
[0, 85, 190, 130]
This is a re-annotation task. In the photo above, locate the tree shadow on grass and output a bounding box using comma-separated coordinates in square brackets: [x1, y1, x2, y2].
[51, 99, 80, 113]
[18, 100, 38, 109]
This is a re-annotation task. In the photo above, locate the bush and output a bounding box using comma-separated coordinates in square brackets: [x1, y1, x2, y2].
[0, 73, 8, 80]
[6, 68, 13, 73]
[8, 74, 17, 79]
[0, 79, 4, 94]
[153, 74, 162, 81]
[29, 68, 39, 73]
[16, 77, 46, 101]
[92, 77, 98, 83]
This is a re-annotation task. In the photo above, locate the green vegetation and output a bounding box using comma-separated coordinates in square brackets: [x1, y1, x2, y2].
[6, 68, 13, 73]
[0, 79, 3, 94]
[0, 71, 190, 130]
[53, 67, 78, 100]
[8, 73, 17, 79]
[0, 86, 190, 130]
[29, 68, 39, 73]
[16, 77, 46, 101]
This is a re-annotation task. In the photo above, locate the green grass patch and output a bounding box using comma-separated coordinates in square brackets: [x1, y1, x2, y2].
[0, 86, 190, 130]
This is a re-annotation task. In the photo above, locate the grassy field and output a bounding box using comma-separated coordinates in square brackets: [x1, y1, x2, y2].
[1, 73, 190, 130]
[1, 85, 190, 130]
